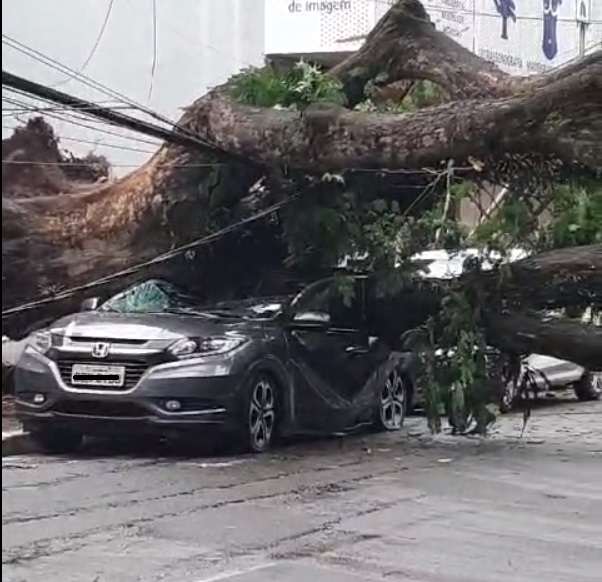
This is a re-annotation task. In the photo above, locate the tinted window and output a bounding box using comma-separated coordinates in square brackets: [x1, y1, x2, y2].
[365, 278, 441, 338]
[292, 278, 364, 329]
[207, 297, 288, 320]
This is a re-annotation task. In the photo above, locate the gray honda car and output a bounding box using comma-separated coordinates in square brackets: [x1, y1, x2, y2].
[14, 277, 432, 454]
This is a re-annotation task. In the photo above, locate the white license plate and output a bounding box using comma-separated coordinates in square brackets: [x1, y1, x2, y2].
[71, 364, 126, 387]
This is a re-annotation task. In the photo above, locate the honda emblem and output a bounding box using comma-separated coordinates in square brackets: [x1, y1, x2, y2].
[91, 342, 110, 358]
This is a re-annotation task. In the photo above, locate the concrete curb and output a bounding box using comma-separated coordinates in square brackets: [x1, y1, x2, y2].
[2, 430, 38, 457]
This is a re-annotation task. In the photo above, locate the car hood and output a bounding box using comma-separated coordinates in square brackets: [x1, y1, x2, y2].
[49, 311, 261, 342]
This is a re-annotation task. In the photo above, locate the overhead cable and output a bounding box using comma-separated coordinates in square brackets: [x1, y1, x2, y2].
[2, 69, 232, 157]
[2, 193, 300, 319]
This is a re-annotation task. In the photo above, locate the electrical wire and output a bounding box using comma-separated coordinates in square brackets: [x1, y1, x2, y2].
[2, 91, 163, 147]
[2, 34, 218, 148]
[2, 192, 302, 318]
[148, 0, 158, 100]
[50, 0, 115, 88]
[2, 159, 221, 168]
[2, 103, 137, 116]
[2, 71, 234, 156]
[1, 126, 156, 154]
[369, 0, 602, 24]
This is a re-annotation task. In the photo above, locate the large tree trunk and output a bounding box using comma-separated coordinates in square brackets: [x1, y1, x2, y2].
[478, 244, 602, 310]
[486, 313, 601, 371]
[2, 0, 601, 370]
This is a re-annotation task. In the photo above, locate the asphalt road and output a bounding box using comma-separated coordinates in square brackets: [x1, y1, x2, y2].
[3, 396, 602, 582]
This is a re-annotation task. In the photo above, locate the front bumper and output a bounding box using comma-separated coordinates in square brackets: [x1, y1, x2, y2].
[14, 347, 244, 436]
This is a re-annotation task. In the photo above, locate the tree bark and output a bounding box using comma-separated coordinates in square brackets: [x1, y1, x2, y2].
[2, 0, 601, 373]
[190, 58, 600, 174]
[478, 244, 602, 310]
[487, 313, 601, 371]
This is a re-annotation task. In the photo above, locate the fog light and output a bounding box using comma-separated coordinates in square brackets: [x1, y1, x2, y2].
[33, 393, 46, 404]
[165, 399, 182, 412]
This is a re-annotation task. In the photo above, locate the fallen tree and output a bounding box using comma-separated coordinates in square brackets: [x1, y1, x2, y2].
[2, 0, 601, 376]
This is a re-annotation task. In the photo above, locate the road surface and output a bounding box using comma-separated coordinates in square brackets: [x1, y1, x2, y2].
[3, 395, 602, 582]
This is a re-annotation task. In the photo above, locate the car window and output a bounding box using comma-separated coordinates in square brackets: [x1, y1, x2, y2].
[293, 278, 364, 329]
[365, 278, 441, 338]
[207, 297, 288, 320]
[100, 280, 196, 313]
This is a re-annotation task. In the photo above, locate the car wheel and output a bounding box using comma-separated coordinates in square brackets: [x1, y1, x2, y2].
[574, 371, 602, 402]
[499, 378, 519, 413]
[375, 367, 407, 431]
[29, 428, 83, 454]
[242, 374, 278, 453]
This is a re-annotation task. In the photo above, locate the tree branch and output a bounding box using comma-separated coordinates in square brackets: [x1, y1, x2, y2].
[192, 55, 601, 175]
[332, 0, 513, 104]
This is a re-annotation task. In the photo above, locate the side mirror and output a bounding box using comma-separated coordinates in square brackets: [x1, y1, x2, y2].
[80, 297, 101, 311]
[400, 327, 427, 350]
[289, 311, 331, 329]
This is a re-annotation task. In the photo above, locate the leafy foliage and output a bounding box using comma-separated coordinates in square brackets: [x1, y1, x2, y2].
[230, 61, 345, 109]
[231, 61, 601, 435]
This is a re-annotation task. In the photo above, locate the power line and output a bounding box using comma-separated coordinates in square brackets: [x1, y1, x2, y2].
[50, 0, 115, 88]
[2, 34, 217, 146]
[2, 112, 162, 149]
[2, 69, 229, 155]
[148, 0, 158, 100]
[2, 91, 163, 147]
[2, 159, 221, 168]
[2, 101, 137, 116]
[2, 193, 301, 319]
[370, 0, 602, 24]
[1, 126, 155, 154]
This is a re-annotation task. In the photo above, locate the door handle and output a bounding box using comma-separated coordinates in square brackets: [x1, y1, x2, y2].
[345, 345, 369, 356]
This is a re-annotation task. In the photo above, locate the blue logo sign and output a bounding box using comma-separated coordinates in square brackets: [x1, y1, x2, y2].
[493, 0, 517, 40]
[492, 1, 563, 62]
[542, 0, 562, 60]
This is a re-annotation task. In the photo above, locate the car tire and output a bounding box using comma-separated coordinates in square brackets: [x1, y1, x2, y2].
[240, 373, 279, 454]
[499, 378, 519, 413]
[374, 367, 407, 431]
[574, 371, 602, 402]
[29, 428, 83, 454]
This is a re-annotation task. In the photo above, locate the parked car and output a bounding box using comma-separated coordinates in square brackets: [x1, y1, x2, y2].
[14, 277, 433, 454]
[499, 353, 601, 412]
[415, 248, 601, 410]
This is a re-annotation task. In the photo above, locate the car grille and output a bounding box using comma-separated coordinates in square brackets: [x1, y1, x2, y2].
[56, 359, 150, 391]
[52, 400, 149, 418]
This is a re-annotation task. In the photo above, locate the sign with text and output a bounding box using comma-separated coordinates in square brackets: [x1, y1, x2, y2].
[265, 0, 595, 75]
[475, 0, 580, 74]
[265, 0, 381, 54]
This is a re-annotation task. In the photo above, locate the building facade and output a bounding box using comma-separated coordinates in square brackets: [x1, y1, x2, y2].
[265, 0, 601, 74]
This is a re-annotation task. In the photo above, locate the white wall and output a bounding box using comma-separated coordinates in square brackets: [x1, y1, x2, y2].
[2, 0, 266, 173]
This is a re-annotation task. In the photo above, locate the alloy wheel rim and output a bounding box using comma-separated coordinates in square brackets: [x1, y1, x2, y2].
[380, 369, 405, 429]
[249, 378, 276, 451]
[501, 379, 517, 408]
[593, 373, 602, 394]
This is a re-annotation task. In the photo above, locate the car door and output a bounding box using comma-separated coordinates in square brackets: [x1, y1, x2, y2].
[285, 278, 376, 431]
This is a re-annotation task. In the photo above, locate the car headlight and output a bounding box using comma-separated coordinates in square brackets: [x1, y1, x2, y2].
[168, 336, 247, 359]
[28, 331, 53, 354]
